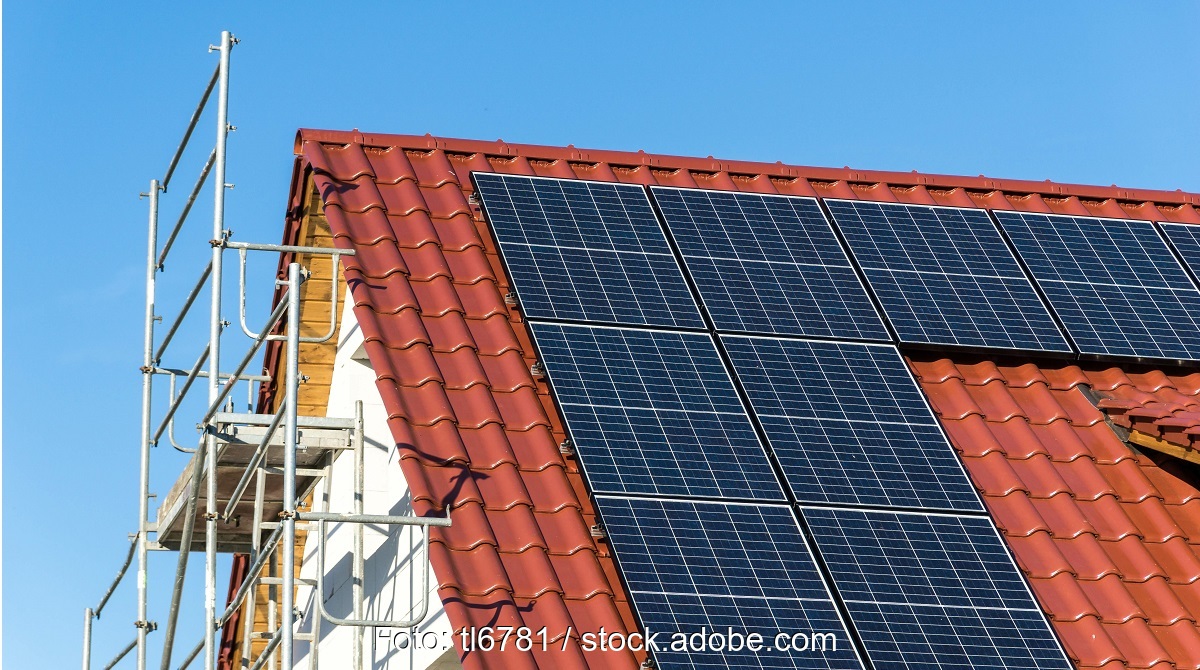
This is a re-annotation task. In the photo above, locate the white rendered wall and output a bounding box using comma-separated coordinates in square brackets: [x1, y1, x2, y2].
[293, 287, 454, 669]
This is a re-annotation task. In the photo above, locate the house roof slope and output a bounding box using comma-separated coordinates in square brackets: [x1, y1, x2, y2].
[280, 128, 1200, 670]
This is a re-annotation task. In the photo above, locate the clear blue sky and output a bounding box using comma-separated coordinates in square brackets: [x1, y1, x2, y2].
[4, 3, 1198, 668]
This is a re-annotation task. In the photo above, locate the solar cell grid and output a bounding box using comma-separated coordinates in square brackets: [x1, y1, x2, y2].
[724, 337, 982, 511]
[1159, 222, 1200, 282]
[651, 187, 889, 340]
[597, 496, 866, 670]
[998, 212, 1192, 289]
[530, 322, 783, 501]
[802, 507, 1071, 670]
[473, 173, 704, 328]
[846, 605, 1067, 670]
[996, 211, 1200, 360]
[828, 201, 1019, 277]
[824, 200, 1071, 352]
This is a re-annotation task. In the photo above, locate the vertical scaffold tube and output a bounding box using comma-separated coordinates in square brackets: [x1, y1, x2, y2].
[282, 262, 302, 668]
[137, 178, 160, 670]
[205, 29, 233, 670]
[83, 608, 94, 670]
[353, 400, 365, 669]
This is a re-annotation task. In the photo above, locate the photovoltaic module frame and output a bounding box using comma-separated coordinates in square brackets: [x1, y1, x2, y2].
[596, 496, 867, 670]
[473, 173, 705, 329]
[651, 187, 889, 341]
[1160, 222, 1200, 284]
[529, 322, 784, 502]
[802, 507, 1072, 670]
[723, 336, 983, 512]
[995, 211, 1200, 361]
[824, 199, 1071, 353]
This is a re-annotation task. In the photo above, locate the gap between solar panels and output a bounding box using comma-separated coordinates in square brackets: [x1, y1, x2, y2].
[473, 172, 1078, 669]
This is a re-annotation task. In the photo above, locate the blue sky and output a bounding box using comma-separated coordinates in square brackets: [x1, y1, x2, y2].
[4, 3, 1199, 668]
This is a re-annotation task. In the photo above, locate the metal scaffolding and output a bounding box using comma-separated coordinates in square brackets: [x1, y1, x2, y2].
[81, 31, 449, 670]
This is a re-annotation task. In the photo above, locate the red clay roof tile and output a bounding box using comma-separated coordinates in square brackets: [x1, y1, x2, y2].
[455, 424, 520, 470]
[1101, 618, 1171, 667]
[986, 492, 1052, 537]
[1010, 454, 1073, 498]
[1124, 577, 1192, 625]
[1057, 534, 1122, 581]
[1055, 458, 1118, 502]
[1170, 581, 1200, 617]
[1053, 615, 1123, 667]
[1150, 621, 1200, 669]
[964, 451, 1028, 497]
[986, 418, 1053, 460]
[1099, 537, 1166, 585]
[1033, 572, 1099, 621]
[1008, 531, 1073, 578]
[923, 376, 985, 420]
[1094, 460, 1159, 504]
[1077, 574, 1145, 623]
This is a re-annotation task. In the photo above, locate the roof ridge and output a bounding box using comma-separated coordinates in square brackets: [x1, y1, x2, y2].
[295, 128, 1200, 208]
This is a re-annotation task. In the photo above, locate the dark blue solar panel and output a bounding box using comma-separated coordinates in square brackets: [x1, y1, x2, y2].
[996, 211, 1200, 360]
[1160, 223, 1200, 282]
[597, 497, 866, 670]
[530, 323, 783, 501]
[802, 507, 1070, 670]
[473, 173, 704, 329]
[825, 200, 1070, 352]
[723, 336, 981, 512]
[651, 188, 888, 340]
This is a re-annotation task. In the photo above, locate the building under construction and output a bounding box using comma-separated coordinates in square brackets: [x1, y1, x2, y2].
[84, 30, 1200, 670]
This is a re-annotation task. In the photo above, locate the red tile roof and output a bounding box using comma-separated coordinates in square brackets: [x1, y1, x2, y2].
[254, 128, 1200, 670]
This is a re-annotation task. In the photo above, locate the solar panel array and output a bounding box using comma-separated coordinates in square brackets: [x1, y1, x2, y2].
[825, 200, 1071, 352]
[995, 211, 1200, 360]
[597, 497, 866, 670]
[802, 508, 1072, 670]
[724, 336, 982, 511]
[529, 322, 782, 501]
[651, 188, 889, 341]
[472, 173, 704, 329]
[474, 174, 1081, 670]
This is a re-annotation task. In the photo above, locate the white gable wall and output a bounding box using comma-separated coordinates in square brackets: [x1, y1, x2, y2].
[292, 287, 454, 669]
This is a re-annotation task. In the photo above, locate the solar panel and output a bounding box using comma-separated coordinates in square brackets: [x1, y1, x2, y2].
[596, 496, 866, 670]
[823, 200, 1070, 353]
[650, 187, 889, 341]
[995, 211, 1200, 360]
[801, 507, 1071, 670]
[723, 336, 982, 512]
[1160, 222, 1200, 282]
[473, 173, 704, 329]
[529, 322, 783, 501]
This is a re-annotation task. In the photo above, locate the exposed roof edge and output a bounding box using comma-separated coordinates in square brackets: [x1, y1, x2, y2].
[295, 128, 1200, 209]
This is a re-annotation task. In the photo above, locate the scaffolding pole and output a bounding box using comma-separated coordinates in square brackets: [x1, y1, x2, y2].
[205, 29, 233, 670]
[137, 177, 160, 670]
[281, 262, 302, 669]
